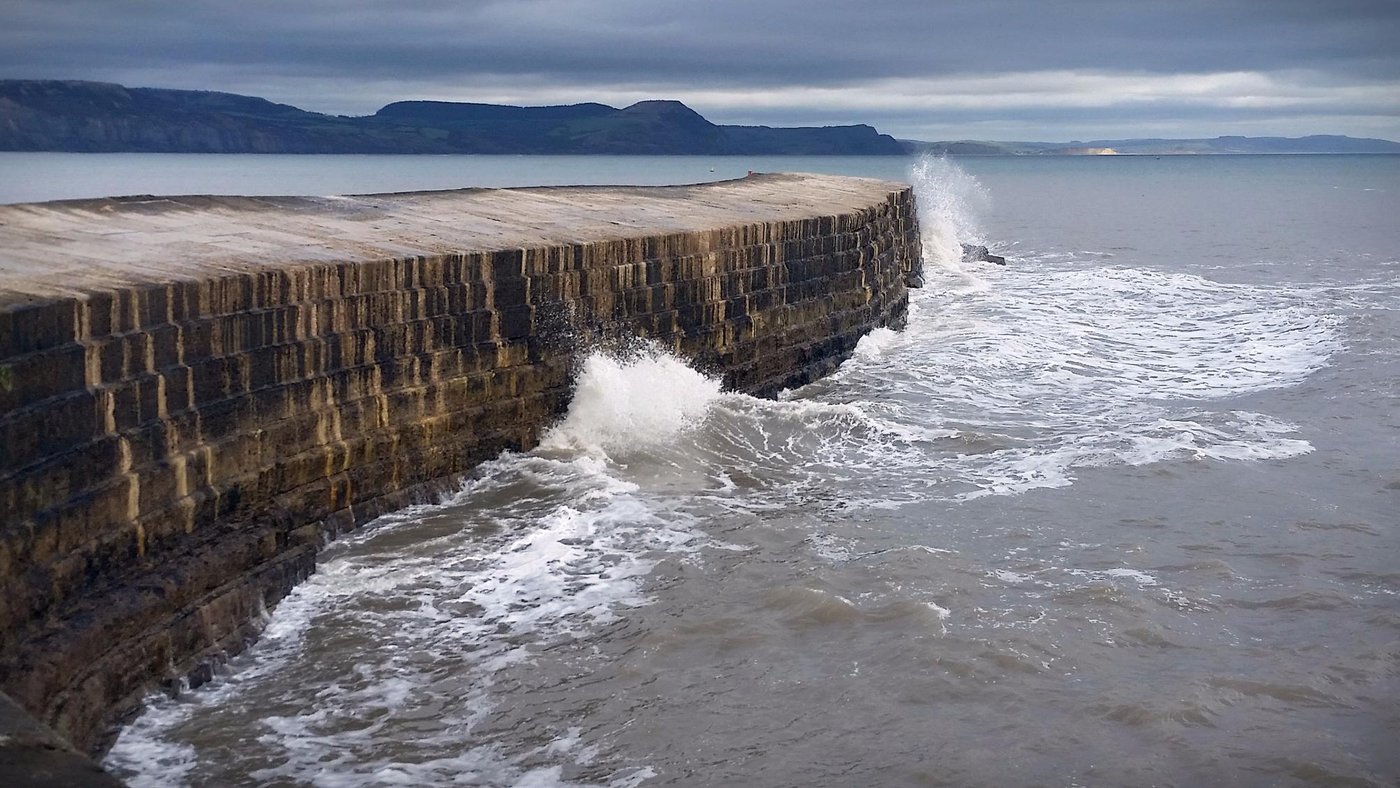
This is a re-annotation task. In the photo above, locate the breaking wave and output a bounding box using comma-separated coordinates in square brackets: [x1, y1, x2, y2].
[105, 156, 1346, 786]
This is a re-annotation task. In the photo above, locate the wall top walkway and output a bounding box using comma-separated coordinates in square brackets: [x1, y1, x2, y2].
[0, 173, 909, 310]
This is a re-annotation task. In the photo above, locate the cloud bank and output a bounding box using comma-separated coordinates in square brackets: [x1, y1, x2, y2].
[2, 0, 1397, 140]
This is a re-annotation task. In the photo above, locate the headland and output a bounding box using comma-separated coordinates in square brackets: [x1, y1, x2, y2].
[0, 80, 905, 155]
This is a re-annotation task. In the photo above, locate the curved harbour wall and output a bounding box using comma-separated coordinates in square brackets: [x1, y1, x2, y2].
[0, 173, 920, 758]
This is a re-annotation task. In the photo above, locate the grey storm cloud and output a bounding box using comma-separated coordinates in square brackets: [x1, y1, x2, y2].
[2, 0, 1398, 139]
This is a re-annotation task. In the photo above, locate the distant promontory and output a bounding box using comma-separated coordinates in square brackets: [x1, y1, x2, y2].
[0, 80, 904, 155]
[6, 80, 1394, 157]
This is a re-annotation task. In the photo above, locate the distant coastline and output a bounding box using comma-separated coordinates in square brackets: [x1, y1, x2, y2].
[0, 79, 903, 155]
[4, 79, 1396, 157]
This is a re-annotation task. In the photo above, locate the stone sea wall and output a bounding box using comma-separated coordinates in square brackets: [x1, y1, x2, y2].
[0, 175, 921, 757]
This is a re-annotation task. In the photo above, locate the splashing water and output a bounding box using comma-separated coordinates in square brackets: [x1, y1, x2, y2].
[908, 154, 991, 273]
[104, 348, 731, 787]
[105, 155, 1397, 788]
[541, 344, 723, 455]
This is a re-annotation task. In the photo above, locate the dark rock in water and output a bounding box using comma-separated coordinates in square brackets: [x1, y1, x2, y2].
[960, 243, 1007, 266]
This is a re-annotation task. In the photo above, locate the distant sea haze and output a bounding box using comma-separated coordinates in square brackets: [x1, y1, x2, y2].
[2, 79, 1398, 157]
[905, 134, 1400, 155]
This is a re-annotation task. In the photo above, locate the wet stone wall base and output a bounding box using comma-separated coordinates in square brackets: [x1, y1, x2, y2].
[0, 174, 921, 759]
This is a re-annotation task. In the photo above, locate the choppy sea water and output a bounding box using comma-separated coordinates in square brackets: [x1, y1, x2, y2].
[89, 154, 1400, 787]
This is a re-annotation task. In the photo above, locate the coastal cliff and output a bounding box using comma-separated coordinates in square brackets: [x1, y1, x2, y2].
[0, 173, 922, 762]
[0, 80, 905, 155]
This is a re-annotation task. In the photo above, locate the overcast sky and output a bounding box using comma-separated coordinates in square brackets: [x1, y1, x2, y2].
[3, 0, 1398, 141]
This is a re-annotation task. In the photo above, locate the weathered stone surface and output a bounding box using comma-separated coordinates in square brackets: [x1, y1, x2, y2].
[0, 173, 922, 762]
[960, 243, 1006, 266]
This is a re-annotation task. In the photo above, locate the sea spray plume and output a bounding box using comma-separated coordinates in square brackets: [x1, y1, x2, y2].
[541, 343, 724, 455]
[908, 154, 990, 272]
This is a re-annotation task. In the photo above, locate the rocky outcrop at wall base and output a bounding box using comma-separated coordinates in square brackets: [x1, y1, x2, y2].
[960, 244, 1006, 266]
[0, 174, 921, 760]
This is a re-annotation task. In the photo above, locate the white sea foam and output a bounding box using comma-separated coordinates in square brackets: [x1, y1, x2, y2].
[908, 154, 991, 273]
[676, 157, 1343, 508]
[542, 344, 723, 455]
[991, 570, 1036, 585]
[850, 325, 900, 360]
[106, 158, 1361, 785]
[106, 348, 731, 785]
[1102, 568, 1161, 587]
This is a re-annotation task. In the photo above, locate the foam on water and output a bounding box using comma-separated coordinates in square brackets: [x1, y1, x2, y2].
[849, 325, 900, 361]
[606, 156, 1346, 513]
[685, 262, 1332, 504]
[541, 345, 723, 456]
[106, 351, 727, 786]
[105, 156, 1367, 786]
[909, 154, 990, 271]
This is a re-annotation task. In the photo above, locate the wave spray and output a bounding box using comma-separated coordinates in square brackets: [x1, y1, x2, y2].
[541, 343, 724, 456]
[908, 154, 990, 274]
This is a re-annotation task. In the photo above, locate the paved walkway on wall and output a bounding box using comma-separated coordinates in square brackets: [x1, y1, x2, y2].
[0, 173, 908, 309]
